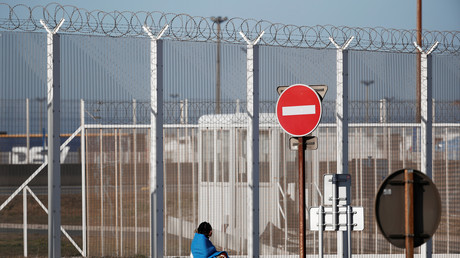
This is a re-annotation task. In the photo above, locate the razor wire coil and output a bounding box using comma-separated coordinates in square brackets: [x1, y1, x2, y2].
[0, 2, 459, 53]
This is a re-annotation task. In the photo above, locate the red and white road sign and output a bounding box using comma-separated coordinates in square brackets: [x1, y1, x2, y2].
[276, 84, 322, 137]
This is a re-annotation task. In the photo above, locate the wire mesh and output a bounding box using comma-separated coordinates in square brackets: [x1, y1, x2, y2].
[85, 128, 150, 256]
[432, 126, 460, 254]
[0, 133, 84, 256]
[0, 22, 459, 257]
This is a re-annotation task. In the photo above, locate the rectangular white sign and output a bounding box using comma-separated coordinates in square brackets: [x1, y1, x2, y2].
[323, 174, 351, 206]
[282, 105, 315, 116]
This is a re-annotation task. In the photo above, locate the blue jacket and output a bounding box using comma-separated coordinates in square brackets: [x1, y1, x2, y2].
[191, 233, 227, 258]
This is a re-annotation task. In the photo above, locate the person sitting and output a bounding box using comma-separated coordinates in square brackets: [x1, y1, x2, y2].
[191, 222, 228, 258]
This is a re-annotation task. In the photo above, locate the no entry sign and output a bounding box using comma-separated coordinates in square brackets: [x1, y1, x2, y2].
[276, 84, 322, 137]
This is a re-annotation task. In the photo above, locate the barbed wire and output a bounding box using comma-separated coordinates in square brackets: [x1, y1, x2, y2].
[1, 2, 459, 53]
[81, 99, 460, 125]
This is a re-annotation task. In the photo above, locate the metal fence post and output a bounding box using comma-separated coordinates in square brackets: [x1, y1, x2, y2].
[144, 24, 168, 258]
[80, 99, 87, 256]
[115, 129, 120, 255]
[416, 41, 438, 258]
[240, 31, 264, 258]
[133, 98, 138, 254]
[41, 18, 64, 258]
[23, 187, 27, 257]
[26, 98, 30, 164]
[330, 36, 353, 258]
[99, 129, 104, 256]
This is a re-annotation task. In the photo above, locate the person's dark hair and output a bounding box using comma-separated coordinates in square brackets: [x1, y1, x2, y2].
[197, 221, 212, 237]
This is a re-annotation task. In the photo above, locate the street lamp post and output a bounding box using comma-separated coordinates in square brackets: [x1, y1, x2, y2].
[416, 0, 422, 123]
[35, 97, 46, 159]
[211, 16, 227, 114]
[361, 80, 374, 122]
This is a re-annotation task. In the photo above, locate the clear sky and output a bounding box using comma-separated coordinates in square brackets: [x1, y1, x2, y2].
[2, 0, 460, 31]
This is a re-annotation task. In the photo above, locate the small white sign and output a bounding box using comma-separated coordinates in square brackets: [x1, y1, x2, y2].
[282, 105, 316, 116]
[323, 174, 351, 206]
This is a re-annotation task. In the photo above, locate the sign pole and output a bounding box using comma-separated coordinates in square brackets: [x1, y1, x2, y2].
[275, 84, 326, 258]
[318, 205, 324, 258]
[298, 137, 306, 258]
[405, 169, 414, 258]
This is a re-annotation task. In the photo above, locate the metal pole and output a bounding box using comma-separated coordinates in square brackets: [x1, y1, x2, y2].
[149, 36, 159, 258]
[416, 0, 422, 123]
[177, 128, 182, 254]
[211, 16, 227, 114]
[417, 42, 437, 258]
[366, 86, 368, 122]
[115, 129, 119, 254]
[361, 81, 374, 123]
[248, 43, 260, 258]
[216, 21, 221, 114]
[26, 98, 30, 164]
[347, 205, 352, 258]
[318, 205, 324, 258]
[445, 128, 450, 252]
[119, 130, 124, 256]
[48, 32, 61, 258]
[23, 187, 27, 257]
[100, 129, 104, 256]
[325, 128, 331, 254]
[359, 129, 363, 253]
[330, 36, 353, 258]
[405, 169, 414, 258]
[298, 137, 306, 258]
[283, 136, 288, 253]
[374, 157, 378, 254]
[133, 99, 138, 254]
[240, 31, 264, 258]
[192, 126, 197, 227]
[332, 175, 338, 231]
[40, 98, 45, 156]
[41, 18, 64, 258]
[80, 100, 87, 257]
[143, 24, 167, 258]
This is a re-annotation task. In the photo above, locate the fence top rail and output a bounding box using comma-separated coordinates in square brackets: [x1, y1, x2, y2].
[82, 122, 460, 129]
[1, 3, 459, 53]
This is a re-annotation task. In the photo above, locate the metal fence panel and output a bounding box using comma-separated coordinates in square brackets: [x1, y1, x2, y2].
[348, 50, 418, 123]
[258, 46, 338, 255]
[432, 54, 460, 123]
[0, 29, 459, 257]
[431, 53, 460, 254]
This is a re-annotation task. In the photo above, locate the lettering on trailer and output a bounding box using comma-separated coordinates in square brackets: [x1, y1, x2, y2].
[11, 146, 70, 164]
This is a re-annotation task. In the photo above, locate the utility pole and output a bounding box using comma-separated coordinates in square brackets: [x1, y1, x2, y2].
[416, 0, 422, 122]
[35, 97, 46, 154]
[298, 137, 306, 258]
[361, 80, 374, 123]
[211, 16, 227, 114]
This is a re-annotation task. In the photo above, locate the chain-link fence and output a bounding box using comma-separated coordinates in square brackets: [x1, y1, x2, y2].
[1, 2, 460, 257]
